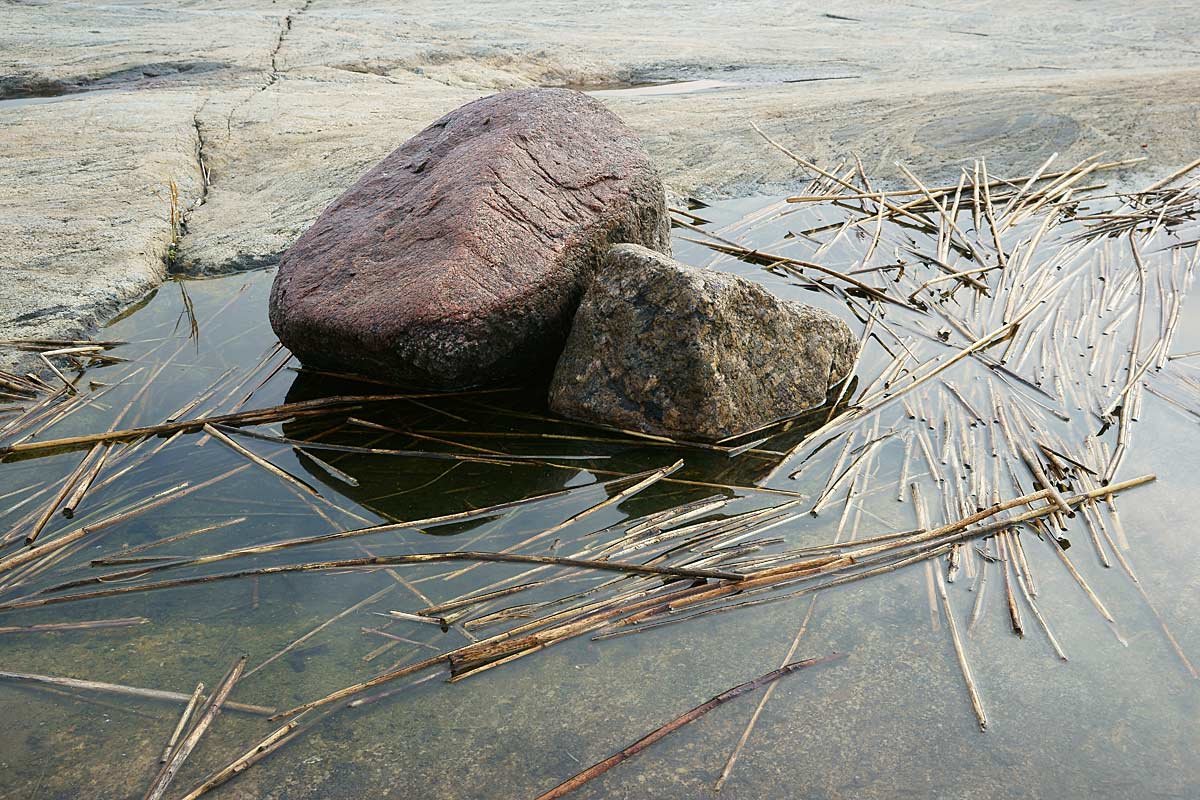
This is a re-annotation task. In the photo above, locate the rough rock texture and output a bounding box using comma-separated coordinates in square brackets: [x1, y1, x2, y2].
[549, 244, 856, 441]
[0, 92, 204, 371]
[4, 1, 1200, 377]
[269, 88, 669, 389]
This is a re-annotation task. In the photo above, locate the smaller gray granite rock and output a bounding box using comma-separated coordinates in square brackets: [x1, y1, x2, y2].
[548, 244, 856, 441]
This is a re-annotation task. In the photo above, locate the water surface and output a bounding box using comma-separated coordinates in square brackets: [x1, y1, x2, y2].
[0, 191, 1197, 800]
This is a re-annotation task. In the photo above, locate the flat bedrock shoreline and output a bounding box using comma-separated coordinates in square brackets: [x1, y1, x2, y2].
[3, 1, 1199, 369]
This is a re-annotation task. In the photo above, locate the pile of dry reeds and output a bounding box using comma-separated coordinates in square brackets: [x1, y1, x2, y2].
[0, 144, 1197, 799]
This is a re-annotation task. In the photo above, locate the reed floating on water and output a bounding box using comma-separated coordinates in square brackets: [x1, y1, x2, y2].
[2, 149, 1198, 798]
[533, 653, 847, 800]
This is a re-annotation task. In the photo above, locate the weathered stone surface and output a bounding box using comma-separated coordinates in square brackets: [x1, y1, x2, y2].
[4, 1, 1200, 379]
[549, 244, 856, 441]
[0, 91, 204, 373]
[268, 87, 670, 389]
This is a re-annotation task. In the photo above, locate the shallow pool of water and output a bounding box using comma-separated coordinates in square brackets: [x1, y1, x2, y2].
[0, 187, 1197, 800]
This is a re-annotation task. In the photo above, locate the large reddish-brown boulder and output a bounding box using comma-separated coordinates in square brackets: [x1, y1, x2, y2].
[269, 88, 670, 389]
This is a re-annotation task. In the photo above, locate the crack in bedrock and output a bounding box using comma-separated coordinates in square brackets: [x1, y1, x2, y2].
[192, 113, 210, 206]
[267, 0, 314, 86]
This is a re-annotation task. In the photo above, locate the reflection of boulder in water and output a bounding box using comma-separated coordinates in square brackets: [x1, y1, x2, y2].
[281, 373, 587, 526]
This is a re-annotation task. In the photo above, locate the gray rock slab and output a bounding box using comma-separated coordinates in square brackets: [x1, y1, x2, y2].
[549, 244, 856, 441]
[3, 0, 1200, 371]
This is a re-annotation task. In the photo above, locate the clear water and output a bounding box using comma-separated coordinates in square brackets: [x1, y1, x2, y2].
[0, 195, 1197, 800]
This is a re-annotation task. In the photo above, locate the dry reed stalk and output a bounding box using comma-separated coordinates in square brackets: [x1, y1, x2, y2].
[995, 407, 1071, 515]
[92, 517, 248, 563]
[678, 229, 915, 309]
[0, 480, 190, 575]
[360, 545, 483, 644]
[714, 444, 882, 791]
[1139, 156, 1200, 194]
[418, 582, 548, 617]
[934, 564, 987, 729]
[781, 157, 1142, 207]
[23, 443, 105, 544]
[144, 656, 246, 800]
[1012, 549, 1068, 661]
[13, 552, 746, 614]
[438, 460, 683, 582]
[997, 531, 1023, 637]
[161, 682, 204, 762]
[828, 314, 877, 424]
[376, 609, 450, 630]
[37, 352, 78, 395]
[60, 443, 110, 518]
[244, 583, 398, 679]
[806, 432, 856, 511]
[671, 477, 1148, 626]
[0, 669, 271, 715]
[202, 423, 322, 497]
[966, 538, 990, 635]
[0, 616, 148, 635]
[0, 393, 419, 457]
[291, 477, 1151, 718]
[174, 701, 350, 800]
[712, 596, 820, 792]
[294, 448, 359, 486]
[809, 436, 886, 513]
[1010, 531, 1037, 598]
[534, 653, 847, 800]
[0, 459, 253, 577]
[911, 482, 940, 632]
[896, 163, 988, 265]
[74, 474, 635, 579]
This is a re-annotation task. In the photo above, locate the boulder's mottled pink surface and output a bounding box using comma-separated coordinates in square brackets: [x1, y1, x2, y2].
[269, 88, 669, 389]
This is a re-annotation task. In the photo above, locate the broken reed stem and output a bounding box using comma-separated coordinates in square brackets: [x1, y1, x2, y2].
[174, 706, 335, 800]
[1013, 549, 1068, 661]
[998, 531, 1024, 637]
[680, 230, 915, 309]
[11, 552, 746, 613]
[714, 445, 876, 792]
[0, 616, 148, 635]
[0, 669, 272, 715]
[24, 443, 104, 544]
[145, 656, 246, 800]
[23, 470, 638, 582]
[782, 157, 1144, 205]
[0, 393, 422, 457]
[161, 682, 204, 762]
[910, 482, 940, 632]
[61, 442, 110, 518]
[202, 423, 322, 497]
[0, 462, 253, 577]
[934, 565, 987, 730]
[533, 653, 848, 800]
[713, 592, 820, 792]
